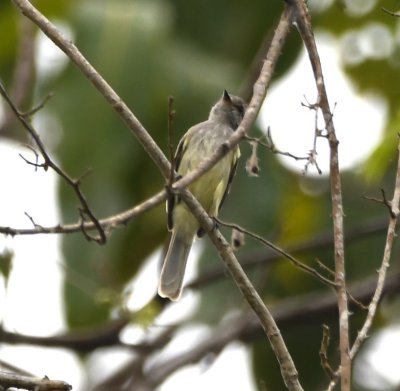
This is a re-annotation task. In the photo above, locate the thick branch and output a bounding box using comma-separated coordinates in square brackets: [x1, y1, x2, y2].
[10, 0, 253, 223]
[11, 0, 249, 213]
[180, 187, 303, 391]
[175, 6, 304, 391]
[0, 371, 71, 391]
[8, 0, 277, 244]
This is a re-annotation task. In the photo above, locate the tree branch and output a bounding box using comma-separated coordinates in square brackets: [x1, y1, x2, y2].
[176, 6, 306, 391]
[0, 189, 166, 237]
[187, 216, 390, 291]
[325, 140, 400, 390]
[0, 371, 71, 391]
[10, 0, 249, 216]
[216, 218, 335, 287]
[0, 317, 128, 352]
[289, 1, 350, 389]
[11, 0, 171, 180]
[0, 81, 106, 244]
[350, 141, 400, 356]
[179, 186, 305, 391]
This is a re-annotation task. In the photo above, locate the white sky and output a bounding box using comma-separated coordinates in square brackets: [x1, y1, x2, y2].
[259, 31, 387, 176]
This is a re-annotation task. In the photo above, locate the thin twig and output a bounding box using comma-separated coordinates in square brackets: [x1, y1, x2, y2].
[351, 142, 400, 354]
[19, 143, 40, 171]
[0, 189, 166, 237]
[246, 132, 310, 162]
[216, 218, 336, 287]
[187, 216, 390, 291]
[364, 188, 395, 218]
[0, 360, 34, 377]
[381, 7, 400, 17]
[300, 96, 325, 175]
[24, 212, 44, 230]
[319, 325, 335, 380]
[0, 81, 106, 244]
[21, 92, 53, 117]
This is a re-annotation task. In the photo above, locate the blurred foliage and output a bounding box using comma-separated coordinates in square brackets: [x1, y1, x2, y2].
[0, 0, 71, 79]
[2, 0, 400, 389]
[0, 249, 13, 288]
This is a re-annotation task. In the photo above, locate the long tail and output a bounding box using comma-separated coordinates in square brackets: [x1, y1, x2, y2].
[158, 232, 192, 301]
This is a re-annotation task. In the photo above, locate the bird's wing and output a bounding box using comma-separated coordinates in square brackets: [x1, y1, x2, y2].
[167, 126, 193, 231]
[218, 147, 240, 211]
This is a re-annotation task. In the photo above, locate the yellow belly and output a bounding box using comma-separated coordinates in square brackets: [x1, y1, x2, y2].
[173, 155, 232, 239]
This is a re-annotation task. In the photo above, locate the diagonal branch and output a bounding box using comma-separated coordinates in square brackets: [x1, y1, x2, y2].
[350, 142, 400, 357]
[173, 7, 304, 391]
[9, 0, 279, 246]
[11, 0, 171, 179]
[179, 184, 305, 391]
[216, 218, 335, 287]
[188, 216, 390, 291]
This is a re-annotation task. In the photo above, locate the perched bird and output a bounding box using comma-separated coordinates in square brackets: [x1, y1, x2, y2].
[158, 90, 246, 301]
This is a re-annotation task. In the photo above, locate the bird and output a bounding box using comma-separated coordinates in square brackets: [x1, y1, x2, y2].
[158, 90, 246, 301]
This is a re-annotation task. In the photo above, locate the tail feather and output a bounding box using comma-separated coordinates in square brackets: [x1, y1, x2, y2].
[158, 233, 192, 301]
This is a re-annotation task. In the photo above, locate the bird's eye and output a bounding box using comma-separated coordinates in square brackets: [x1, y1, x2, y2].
[236, 104, 245, 117]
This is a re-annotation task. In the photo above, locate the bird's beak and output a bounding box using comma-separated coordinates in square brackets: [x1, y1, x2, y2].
[223, 89, 232, 103]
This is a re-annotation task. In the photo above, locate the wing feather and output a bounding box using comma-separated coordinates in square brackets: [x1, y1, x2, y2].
[167, 132, 189, 231]
[218, 148, 240, 211]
